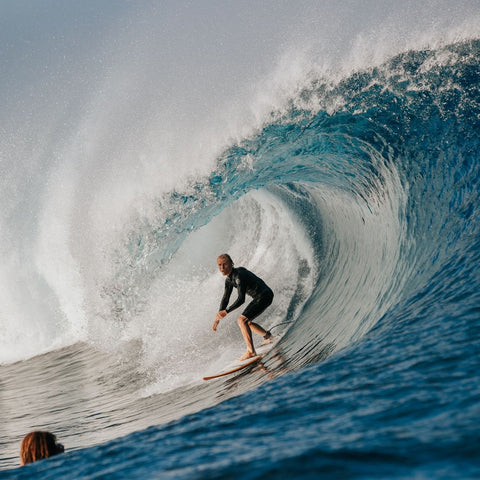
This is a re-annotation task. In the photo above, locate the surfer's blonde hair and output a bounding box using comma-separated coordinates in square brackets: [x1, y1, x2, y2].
[217, 253, 234, 266]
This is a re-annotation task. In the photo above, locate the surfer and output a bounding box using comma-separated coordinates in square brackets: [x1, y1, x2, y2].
[213, 254, 274, 361]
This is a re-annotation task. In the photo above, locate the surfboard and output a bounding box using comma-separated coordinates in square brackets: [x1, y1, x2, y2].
[202, 355, 262, 381]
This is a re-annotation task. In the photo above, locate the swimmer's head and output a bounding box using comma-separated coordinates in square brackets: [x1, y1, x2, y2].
[20, 431, 64, 466]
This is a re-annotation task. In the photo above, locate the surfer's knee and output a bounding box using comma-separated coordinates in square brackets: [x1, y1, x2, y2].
[237, 315, 249, 326]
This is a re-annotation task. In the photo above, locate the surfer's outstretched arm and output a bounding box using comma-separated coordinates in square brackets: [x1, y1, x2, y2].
[219, 282, 233, 311]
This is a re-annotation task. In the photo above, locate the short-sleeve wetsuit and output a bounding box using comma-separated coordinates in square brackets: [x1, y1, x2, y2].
[219, 267, 274, 321]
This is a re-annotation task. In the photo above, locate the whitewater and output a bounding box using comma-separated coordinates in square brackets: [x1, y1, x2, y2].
[1, 1, 480, 478]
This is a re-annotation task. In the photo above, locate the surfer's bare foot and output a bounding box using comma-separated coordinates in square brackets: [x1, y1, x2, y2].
[238, 351, 256, 361]
[261, 331, 273, 346]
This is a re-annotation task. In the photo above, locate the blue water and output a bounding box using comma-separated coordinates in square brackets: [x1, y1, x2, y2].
[1, 3, 480, 479]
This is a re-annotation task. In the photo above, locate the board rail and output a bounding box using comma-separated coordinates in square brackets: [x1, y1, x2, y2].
[203, 355, 262, 381]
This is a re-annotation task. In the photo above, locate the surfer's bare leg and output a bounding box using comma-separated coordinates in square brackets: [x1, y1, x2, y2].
[248, 321, 267, 337]
[238, 315, 256, 360]
[249, 321, 272, 345]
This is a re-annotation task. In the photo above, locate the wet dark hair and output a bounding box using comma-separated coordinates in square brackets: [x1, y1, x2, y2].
[20, 431, 64, 466]
[217, 253, 234, 265]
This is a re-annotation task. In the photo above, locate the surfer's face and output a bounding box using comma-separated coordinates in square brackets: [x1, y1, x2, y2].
[217, 256, 233, 276]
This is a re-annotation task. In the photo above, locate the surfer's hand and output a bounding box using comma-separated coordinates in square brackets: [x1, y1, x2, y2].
[213, 310, 227, 331]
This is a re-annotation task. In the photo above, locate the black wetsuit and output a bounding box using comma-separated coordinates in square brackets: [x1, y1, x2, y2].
[219, 267, 274, 321]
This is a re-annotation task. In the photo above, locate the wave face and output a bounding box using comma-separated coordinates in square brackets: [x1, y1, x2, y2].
[1, 4, 480, 478]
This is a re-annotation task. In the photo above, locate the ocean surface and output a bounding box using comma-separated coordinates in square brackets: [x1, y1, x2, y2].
[1, 2, 480, 479]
